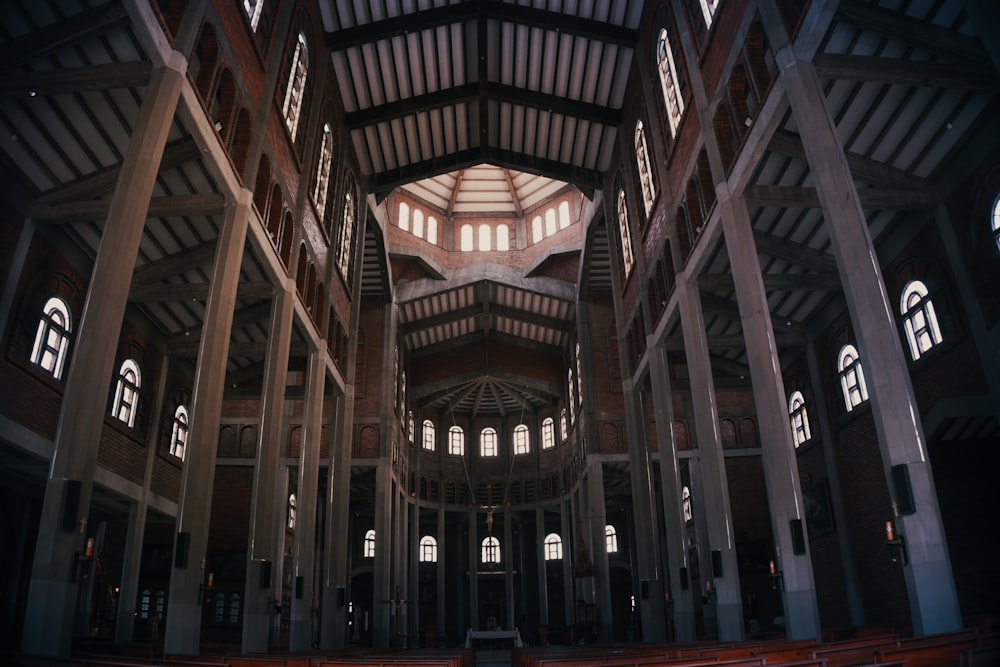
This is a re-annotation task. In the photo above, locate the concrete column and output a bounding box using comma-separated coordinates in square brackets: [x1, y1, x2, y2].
[677, 280, 744, 640]
[687, 456, 718, 637]
[436, 506, 446, 639]
[164, 190, 252, 654]
[21, 60, 185, 658]
[621, 381, 668, 641]
[468, 508, 479, 632]
[241, 282, 293, 652]
[719, 194, 821, 639]
[558, 500, 573, 634]
[115, 355, 171, 643]
[587, 463, 614, 642]
[321, 390, 353, 649]
[372, 464, 393, 647]
[648, 345, 696, 641]
[409, 500, 420, 643]
[503, 508, 515, 630]
[0, 222, 33, 339]
[777, 48, 961, 635]
[805, 342, 865, 627]
[289, 345, 327, 650]
[535, 507, 549, 633]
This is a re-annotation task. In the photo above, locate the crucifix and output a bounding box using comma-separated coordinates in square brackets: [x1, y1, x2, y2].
[381, 584, 411, 648]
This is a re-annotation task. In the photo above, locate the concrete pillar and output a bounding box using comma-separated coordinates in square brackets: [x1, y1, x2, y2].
[436, 506, 446, 639]
[777, 47, 962, 635]
[164, 190, 252, 654]
[289, 345, 326, 650]
[468, 508, 479, 632]
[805, 342, 865, 627]
[719, 194, 821, 639]
[115, 356, 170, 643]
[21, 60, 185, 658]
[372, 464, 393, 647]
[503, 507, 515, 630]
[558, 500, 573, 634]
[677, 280, 744, 640]
[687, 456, 718, 637]
[321, 390, 352, 649]
[535, 507, 549, 633]
[0, 222, 33, 339]
[241, 282, 293, 652]
[587, 463, 614, 642]
[648, 345, 696, 641]
[409, 500, 420, 643]
[621, 380, 668, 641]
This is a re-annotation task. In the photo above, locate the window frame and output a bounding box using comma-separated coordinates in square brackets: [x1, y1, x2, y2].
[170, 404, 189, 460]
[837, 343, 869, 412]
[419, 535, 438, 563]
[544, 533, 563, 561]
[481, 535, 501, 564]
[900, 279, 942, 361]
[480, 427, 498, 458]
[605, 524, 619, 553]
[635, 119, 656, 218]
[513, 424, 530, 455]
[617, 188, 634, 277]
[657, 27, 685, 138]
[281, 31, 308, 141]
[788, 390, 811, 447]
[31, 295, 72, 379]
[112, 358, 142, 428]
[541, 417, 555, 450]
[448, 425, 465, 456]
[363, 529, 376, 558]
[422, 419, 436, 451]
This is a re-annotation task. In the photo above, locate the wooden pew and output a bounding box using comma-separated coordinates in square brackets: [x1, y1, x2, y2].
[806, 637, 899, 666]
[761, 635, 896, 664]
[874, 632, 981, 667]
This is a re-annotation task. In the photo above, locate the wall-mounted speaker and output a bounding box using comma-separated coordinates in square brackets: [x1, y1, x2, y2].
[336, 586, 346, 607]
[174, 531, 189, 568]
[711, 550, 723, 578]
[61, 479, 81, 532]
[295, 575, 304, 599]
[259, 560, 272, 589]
[679, 567, 689, 590]
[892, 464, 916, 515]
[640, 579, 649, 599]
[790, 518, 806, 555]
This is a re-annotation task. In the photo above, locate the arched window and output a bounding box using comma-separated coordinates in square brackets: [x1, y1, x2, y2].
[567, 369, 575, 416]
[407, 411, 415, 443]
[481, 536, 500, 564]
[513, 424, 530, 455]
[545, 208, 557, 236]
[113, 358, 141, 427]
[576, 342, 583, 407]
[605, 525, 619, 553]
[419, 535, 438, 563]
[992, 194, 1000, 252]
[657, 28, 685, 138]
[31, 296, 71, 379]
[281, 31, 308, 141]
[313, 123, 333, 218]
[901, 279, 942, 360]
[412, 208, 425, 238]
[480, 427, 498, 457]
[698, 0, 720, 29]
[214, 591, 226, 623]
[287, 493, 296, 530]
[243, 0, 264, 31]
[398, 201, 410, 231]
[449, 425, 465, 456]
[558, 200, 571, 229]
[544, 533, 562, 560]
[682, 486, 693, 522]
[139, 589, 151, 619]
[460, 224, 474, 251]
[541, 417, 555, 450]
[497, 224, 510, 251]
[479, 224, 492, 251]
[155, 590, 166, 618]
[170, 404, 189, 460]
[617, 188, 634, 277]
[788, 390, 811, 447]
[559, 409, 568, 441]
[635, 119, 656, 218]
[363, 529, 376, 558]
[422, 419, 436, 451]
[337, 175, 357, 282]
[531, 215, 543, 243]
[427, 216, 438, 244]
[838, 344, 869, 412]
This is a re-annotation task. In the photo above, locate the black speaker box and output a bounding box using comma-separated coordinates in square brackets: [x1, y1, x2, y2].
[61, 479, 81, 532]
[174, 531, 189, 568]
[711, 549, 723, 577]
[892, 464, 916, 515]
[790, 518, 806, 555]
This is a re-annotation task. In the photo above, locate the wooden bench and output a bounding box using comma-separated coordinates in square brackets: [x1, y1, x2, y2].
[874, 634, 980, 667]
[806, 637, 898, 666]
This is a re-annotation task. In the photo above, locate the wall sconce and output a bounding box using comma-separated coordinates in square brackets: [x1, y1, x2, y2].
[72, 537, 96, 582]
[885, 519, 908, 566]
[198, 571, 215, 606]
[702, 579, 716, 604]
[768, 559, 784, 591]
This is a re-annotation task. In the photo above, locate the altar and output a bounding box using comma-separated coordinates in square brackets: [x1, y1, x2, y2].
[464, 627, 524, 648]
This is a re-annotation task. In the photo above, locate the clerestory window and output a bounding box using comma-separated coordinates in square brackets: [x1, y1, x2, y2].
[31, 295, 71, 379]
[838, 344, 869, 412]
[901, 280, 942, 361]
[788, 390, 811, 447]
[112, 358, 141, 428]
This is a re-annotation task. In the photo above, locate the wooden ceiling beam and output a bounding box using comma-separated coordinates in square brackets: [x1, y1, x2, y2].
[0, 1, 130, 67]
[33, 193, 226, 224]
[836, 0, 990, 64]
[0, 61, 152, 97]
[699, 272, 842, 292]
[813, 54, 997, 89]
[131, 241, 218, 286]
[129, 281, 273, 303]
[751, 229, 838, 272]
[663, 331, 806, 351]
[745, 185, 935, 210]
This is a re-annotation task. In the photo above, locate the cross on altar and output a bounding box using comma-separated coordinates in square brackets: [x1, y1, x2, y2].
[381, 585, 411, 647]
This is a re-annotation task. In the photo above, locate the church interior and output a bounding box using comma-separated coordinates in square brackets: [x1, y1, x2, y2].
[1, 0, 999, 665]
